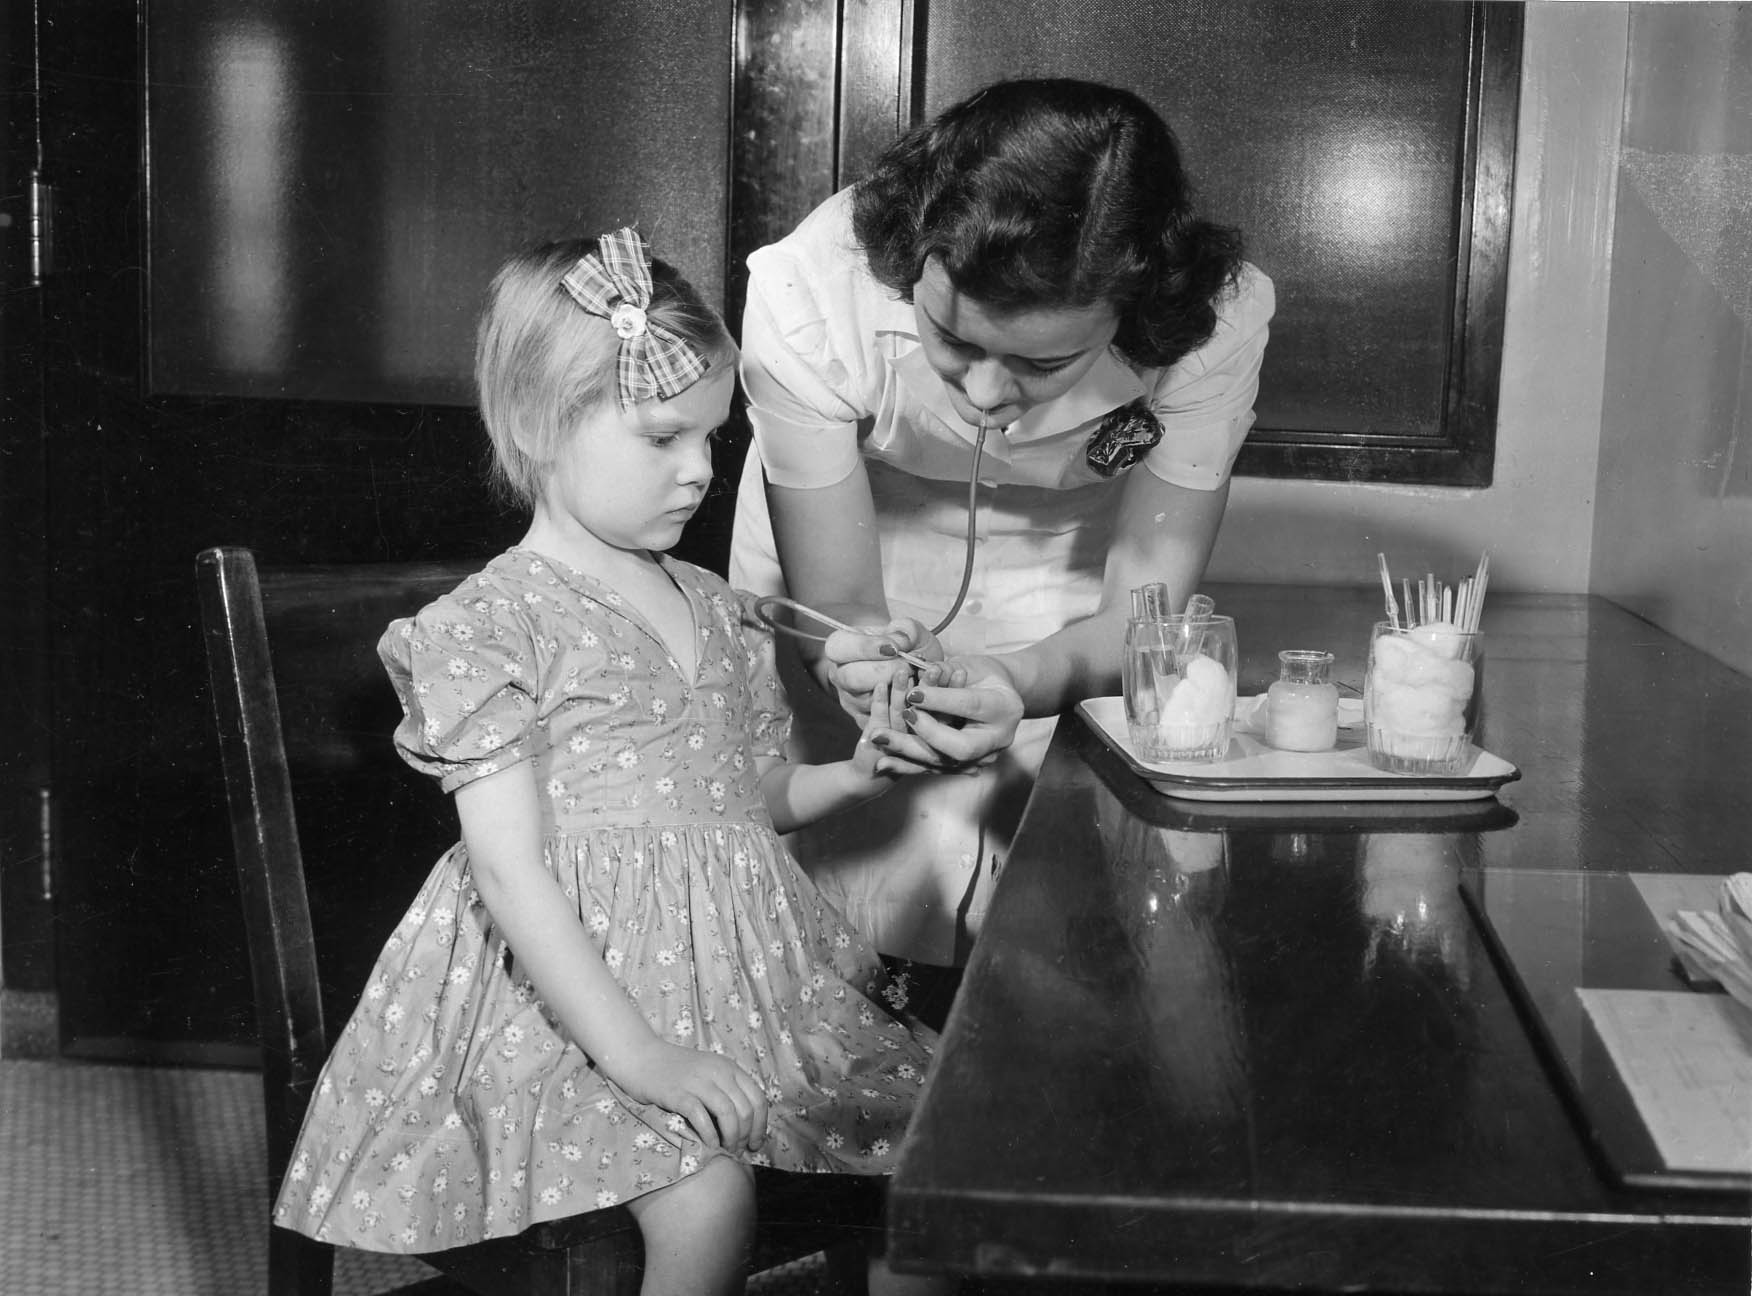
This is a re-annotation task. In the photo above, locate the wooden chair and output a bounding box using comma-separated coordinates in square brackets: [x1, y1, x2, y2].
[197, 545, 882, 1296]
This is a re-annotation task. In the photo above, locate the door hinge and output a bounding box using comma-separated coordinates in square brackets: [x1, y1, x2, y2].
[37, 786, 53, 902]
[29, 171, 55, 285]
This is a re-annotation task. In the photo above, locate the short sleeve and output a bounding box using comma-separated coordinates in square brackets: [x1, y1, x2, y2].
[738, 203, 867, 491]
[378, 590, 541, 793]
[734, 590, 794, 760]
[1141, 264, 1276, 491]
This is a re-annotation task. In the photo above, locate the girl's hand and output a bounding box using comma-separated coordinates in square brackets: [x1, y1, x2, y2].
[822, 618, 942, 726]
[852, 667, 917, 780]
[609, 1037, 769, 1154]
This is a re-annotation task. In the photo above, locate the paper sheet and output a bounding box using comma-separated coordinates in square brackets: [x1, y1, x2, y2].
[1576, 988, 1752, 1175]
[1629, 873, 1727, 985]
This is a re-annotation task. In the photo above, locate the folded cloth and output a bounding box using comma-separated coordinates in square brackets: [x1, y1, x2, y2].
[1671, 873, 1752, 1012]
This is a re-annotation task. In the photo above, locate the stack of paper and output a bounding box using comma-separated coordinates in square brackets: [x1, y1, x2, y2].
[1671, 873, 1752, 1011]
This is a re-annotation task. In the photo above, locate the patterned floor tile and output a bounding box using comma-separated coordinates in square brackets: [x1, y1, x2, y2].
[0, 1060, 825, 1294]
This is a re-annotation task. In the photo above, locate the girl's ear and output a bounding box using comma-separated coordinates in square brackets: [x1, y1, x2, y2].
[505, 410, 569, 499]
[507, 414, 546, 456]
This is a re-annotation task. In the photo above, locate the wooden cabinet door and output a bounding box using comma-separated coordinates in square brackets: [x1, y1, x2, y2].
[24, 0, 740, 1059]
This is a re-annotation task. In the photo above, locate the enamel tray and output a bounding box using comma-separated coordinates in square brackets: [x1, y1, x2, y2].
[1077, 694, 1521, 803]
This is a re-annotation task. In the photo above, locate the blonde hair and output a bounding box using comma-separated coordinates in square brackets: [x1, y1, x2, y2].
[474, 237, 735, 509]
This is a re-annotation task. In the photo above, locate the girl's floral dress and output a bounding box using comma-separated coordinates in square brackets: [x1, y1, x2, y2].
[273, 548, 934, 1254]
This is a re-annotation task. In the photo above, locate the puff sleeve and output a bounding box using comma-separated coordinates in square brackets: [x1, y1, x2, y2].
[738, 191, 876, 491]
[378, 589, 543, 793]
[1141, 263, 1276, 491]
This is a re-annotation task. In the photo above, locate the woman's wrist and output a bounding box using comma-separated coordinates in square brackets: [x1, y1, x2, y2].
[966, 650, 1029, 705]
[973, 642, 1106, 719]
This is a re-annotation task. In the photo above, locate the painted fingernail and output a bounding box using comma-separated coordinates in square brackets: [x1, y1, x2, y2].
[903, 706, 919, 726]
[905, 690, 924, 705]
[878, 643, 898, 657]
[871, 733, 891, 749]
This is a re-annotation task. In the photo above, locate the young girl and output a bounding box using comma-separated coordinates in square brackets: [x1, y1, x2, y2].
[272, 229, 941, 1295]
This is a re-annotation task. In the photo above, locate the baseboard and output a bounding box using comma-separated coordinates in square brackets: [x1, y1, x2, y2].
[58, 1034, 261, 1070]
[0, 987, 59, 1058]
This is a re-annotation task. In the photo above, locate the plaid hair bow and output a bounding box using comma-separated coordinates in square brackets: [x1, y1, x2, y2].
[561, 228, 710, 409]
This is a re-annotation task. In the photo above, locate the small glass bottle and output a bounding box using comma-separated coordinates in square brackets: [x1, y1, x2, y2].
[1267, 650, 1339, 752]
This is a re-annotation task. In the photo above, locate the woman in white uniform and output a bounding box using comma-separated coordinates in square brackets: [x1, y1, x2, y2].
[729, 79, 1274, 1017]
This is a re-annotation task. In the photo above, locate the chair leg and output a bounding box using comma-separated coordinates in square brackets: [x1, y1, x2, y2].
[821, 1240, 873, 1296]
[268, 1224, 335, 1296]
[563, 1227, 644, 1296]
[426, 1226, 643, 1296]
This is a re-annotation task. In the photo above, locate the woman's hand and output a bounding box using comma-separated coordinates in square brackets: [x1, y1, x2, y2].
[868, 655, 1026, 773]
[911, 656, 1026, 765]
[607, 1036, 769, 1154]
[821, 617, 942, 726]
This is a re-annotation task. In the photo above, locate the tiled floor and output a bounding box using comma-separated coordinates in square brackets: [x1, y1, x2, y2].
[0, 1058, 829, 1294]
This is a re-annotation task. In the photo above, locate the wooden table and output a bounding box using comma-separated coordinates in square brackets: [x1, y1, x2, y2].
[887, 587, 1752, 1293]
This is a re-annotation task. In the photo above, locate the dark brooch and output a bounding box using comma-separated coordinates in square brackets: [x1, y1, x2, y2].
[1084, 398, 1164, 477]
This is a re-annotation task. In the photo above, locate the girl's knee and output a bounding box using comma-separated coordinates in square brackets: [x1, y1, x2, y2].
[686, 1153, 756, 1218]
[631, 1153, 756, 1235]
[628, 1157, 757, 1295]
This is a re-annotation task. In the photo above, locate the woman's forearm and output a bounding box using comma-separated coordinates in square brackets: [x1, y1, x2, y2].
[986, 473, 1230, 716]
[984, 608, 1129, 717]
[767, 473, 889, 630]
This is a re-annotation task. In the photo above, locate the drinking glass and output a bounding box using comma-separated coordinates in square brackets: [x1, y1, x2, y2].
[1123, 613, 1238, 763]
[1364, 621, 1484, 775]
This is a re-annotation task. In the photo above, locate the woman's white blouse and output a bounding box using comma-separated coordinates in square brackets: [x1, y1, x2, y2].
[739, 187, 1275, 495]
[729, 187, 1275, 966]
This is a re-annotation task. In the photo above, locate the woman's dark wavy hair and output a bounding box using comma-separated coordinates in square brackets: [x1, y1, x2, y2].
[852, 78, 1244, 370]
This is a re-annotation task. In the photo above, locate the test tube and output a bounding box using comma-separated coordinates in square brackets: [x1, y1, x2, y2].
[1131, 582, 1172, 621]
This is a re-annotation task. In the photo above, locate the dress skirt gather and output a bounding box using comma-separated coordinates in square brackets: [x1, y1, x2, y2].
[272, 548, 934, 1254]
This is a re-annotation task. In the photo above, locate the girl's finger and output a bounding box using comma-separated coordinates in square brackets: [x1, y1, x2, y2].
[885, 669, 907, 731]
[706, 1090, 748, 1151]
[726, 1077, 760, 1142]
[869, 672, 891, 727]
[681, 1097, 722, 1149]
[710, 1079, 751, 1139]
[734, 1072, 769, 1150]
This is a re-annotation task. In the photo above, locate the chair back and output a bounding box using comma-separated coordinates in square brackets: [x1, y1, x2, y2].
[197, 546, 480, 1185]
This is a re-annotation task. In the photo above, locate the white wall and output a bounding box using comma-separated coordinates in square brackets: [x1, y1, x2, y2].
[1208, 4, 1629, 596]
[1590, 3, 1752, 677]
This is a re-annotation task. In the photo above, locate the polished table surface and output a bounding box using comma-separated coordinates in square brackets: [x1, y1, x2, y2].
[887, 587, 1752, 1293]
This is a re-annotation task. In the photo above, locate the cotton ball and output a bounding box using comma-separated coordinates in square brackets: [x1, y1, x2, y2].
[1162, 654, 1231, 725]
[1407, 620, 1467, 660]
[1182, 654, 1230, 699]
[1371, 634, 1422, 679]
[1374, 633, 1465, 687]
[1373, 680, 1467, 735]
[1435, 657, 1476, 696]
